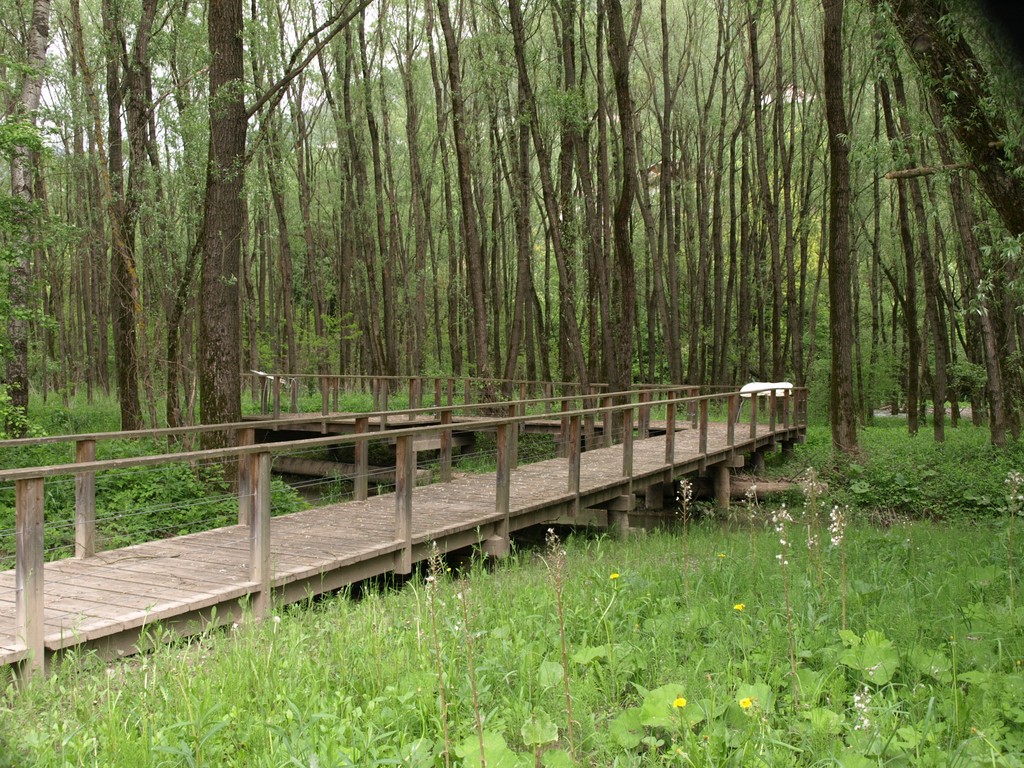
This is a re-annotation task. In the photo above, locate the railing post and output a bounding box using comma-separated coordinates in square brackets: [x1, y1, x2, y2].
[558, 399, 570, 458]
[769, 390, 777, 433]
[394, 435, 414, 574]
[727, 394, 738, 447]
[434, 378, 442, 408]
[380, 380, 389, 431]
[75, 439, 96, 558]
[16, 477, 45, 680]
[237, 428, 256, 525]
[440, 409, 453, 483]
[519, 382, 528, 417]
[273, 377, 281, 420]
[639, 389, 651, 438]
[783, 389, 791, 430]
[699, 398, 709, 455]
[622, 406, 634, 478]
[321, 376, 329, 417]
[567, 414, 581, 516]
[665, 400, 676, 465]
[602, 396, 613, 447]
[290, 377, 298, 413]
[507, 404, 519, 469]
[495, 422, 511, 532]
[333, 376, 340, 411]
[409, 377, 420, 420]
[750, 392, 759, 439]
[354, 416, 369, 501]
[249, 452, 272, 619]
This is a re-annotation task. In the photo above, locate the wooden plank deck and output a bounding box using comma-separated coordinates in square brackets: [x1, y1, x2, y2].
[0, 419, 800, 668]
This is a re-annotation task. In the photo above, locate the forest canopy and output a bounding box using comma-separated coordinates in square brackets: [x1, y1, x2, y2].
[1, 0, 1023, 449]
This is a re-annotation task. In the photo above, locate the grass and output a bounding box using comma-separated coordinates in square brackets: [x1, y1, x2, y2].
[2, 514, 1022, 766]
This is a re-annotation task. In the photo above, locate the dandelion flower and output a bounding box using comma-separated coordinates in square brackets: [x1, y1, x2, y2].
[673, 696, 687, 708]
[717, 553, 726, 559]
[739, 697, 753, 709]
[733, 603, 745, 612]
[610, 572, 620, 580]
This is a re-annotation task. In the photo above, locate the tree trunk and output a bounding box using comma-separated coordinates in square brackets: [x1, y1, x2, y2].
[199, 0, 246, 444]
[823, 0, 858, 452]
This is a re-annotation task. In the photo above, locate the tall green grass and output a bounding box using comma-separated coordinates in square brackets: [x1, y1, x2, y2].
[3, 517, 1022, 766]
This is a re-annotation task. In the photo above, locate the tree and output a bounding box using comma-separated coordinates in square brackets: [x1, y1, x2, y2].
[3, 0, 50, 436]
[823, 0, 858, 452]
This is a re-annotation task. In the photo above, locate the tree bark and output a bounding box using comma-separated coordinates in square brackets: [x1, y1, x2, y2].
[823, 0, 857, 452]
[199, 0, 246, 444]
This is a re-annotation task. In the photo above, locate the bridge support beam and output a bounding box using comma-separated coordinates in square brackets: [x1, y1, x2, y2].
[482, 534, 510, 558]
[645, 482, 666, 510]
[714, 464, 731, 513]
[752, 449, 766, 474]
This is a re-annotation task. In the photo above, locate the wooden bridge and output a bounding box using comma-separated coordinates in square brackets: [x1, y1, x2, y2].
[0, 381, 807, 680]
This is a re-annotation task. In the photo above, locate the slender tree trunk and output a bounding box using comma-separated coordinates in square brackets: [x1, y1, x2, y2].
[823, 0, 857, 452]
[199, 0, 246, 443]
[5, 0, 51, 434]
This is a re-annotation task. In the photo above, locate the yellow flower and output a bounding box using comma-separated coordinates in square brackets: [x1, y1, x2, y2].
[739, 697, 753, 709]
[734, 603, 745, 612]
[673, 696, 687, 708]
[610, 572, 620, 580]
[717, 553, 726, 558]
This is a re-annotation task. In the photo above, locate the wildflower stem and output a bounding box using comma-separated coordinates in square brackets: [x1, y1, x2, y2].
[458, 583, 487, 768]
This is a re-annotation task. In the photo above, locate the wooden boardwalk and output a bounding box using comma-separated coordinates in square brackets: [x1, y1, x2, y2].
[0, 405, 803, 673]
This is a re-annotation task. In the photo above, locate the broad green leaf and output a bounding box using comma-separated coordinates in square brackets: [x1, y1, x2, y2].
[520, 711, 558, 747]
[609, 708, 643, 749]
[538, 660, 564, 689]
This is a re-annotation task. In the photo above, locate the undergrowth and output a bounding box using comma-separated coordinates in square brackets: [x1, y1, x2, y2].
[2, 520, 1021, 766]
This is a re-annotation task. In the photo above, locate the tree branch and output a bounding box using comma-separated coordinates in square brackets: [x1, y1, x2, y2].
[245, 0, 375, 122]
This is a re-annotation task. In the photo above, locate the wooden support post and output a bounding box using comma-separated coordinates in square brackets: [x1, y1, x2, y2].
[750, 393, 758, 439]
[609, 510, 629, 539]
[380, 383, 389, 431]
[714, 463, 731, 513]
[646, 482, 665, 510]
[567, 414, 581, 515]
[491, 422, 511, 558]
[249, 452, 272, 620]
[665, 401, 676, 465]
[409, 377, 420, 419]
[727, 395, 738, 447]
[434, 378, 442, 408]
[558, 399, 570, 458]
[440, 409, 453, 483]
[622, 406, 634, 478]
[519, 382, 528, 417]
[354, 416, 369, 501]
[699, 398, 709, 455]
[782, 441, 795, 458]
[237, 428, 256, 525]
[639, 389, 651, 438]
[507, 405, 519, 469]
[769, 391, 777, 433]
[321, 376, 329, 421]
[16, 477, 45, 680]
[394, 435, 414, 574]
[602, 396, 613, 447]
[273, 377, 281, 420]
[752, 449, 766, 473]
[783, 390, 791, 430]
[75, 439, 96, 558]
[689, 387, 699, 428]
[333, 377, 339, 411]
[290, 377, 298, 413]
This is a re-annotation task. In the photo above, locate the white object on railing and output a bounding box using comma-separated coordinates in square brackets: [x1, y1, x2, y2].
[739, 381, 793, 398]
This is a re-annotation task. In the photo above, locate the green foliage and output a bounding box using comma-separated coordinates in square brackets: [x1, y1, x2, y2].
[3, 522, 1022, 765]
[785, 422, 1024, 521]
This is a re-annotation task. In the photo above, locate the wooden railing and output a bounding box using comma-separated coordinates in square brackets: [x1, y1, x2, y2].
[1, 386, 807, 678]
